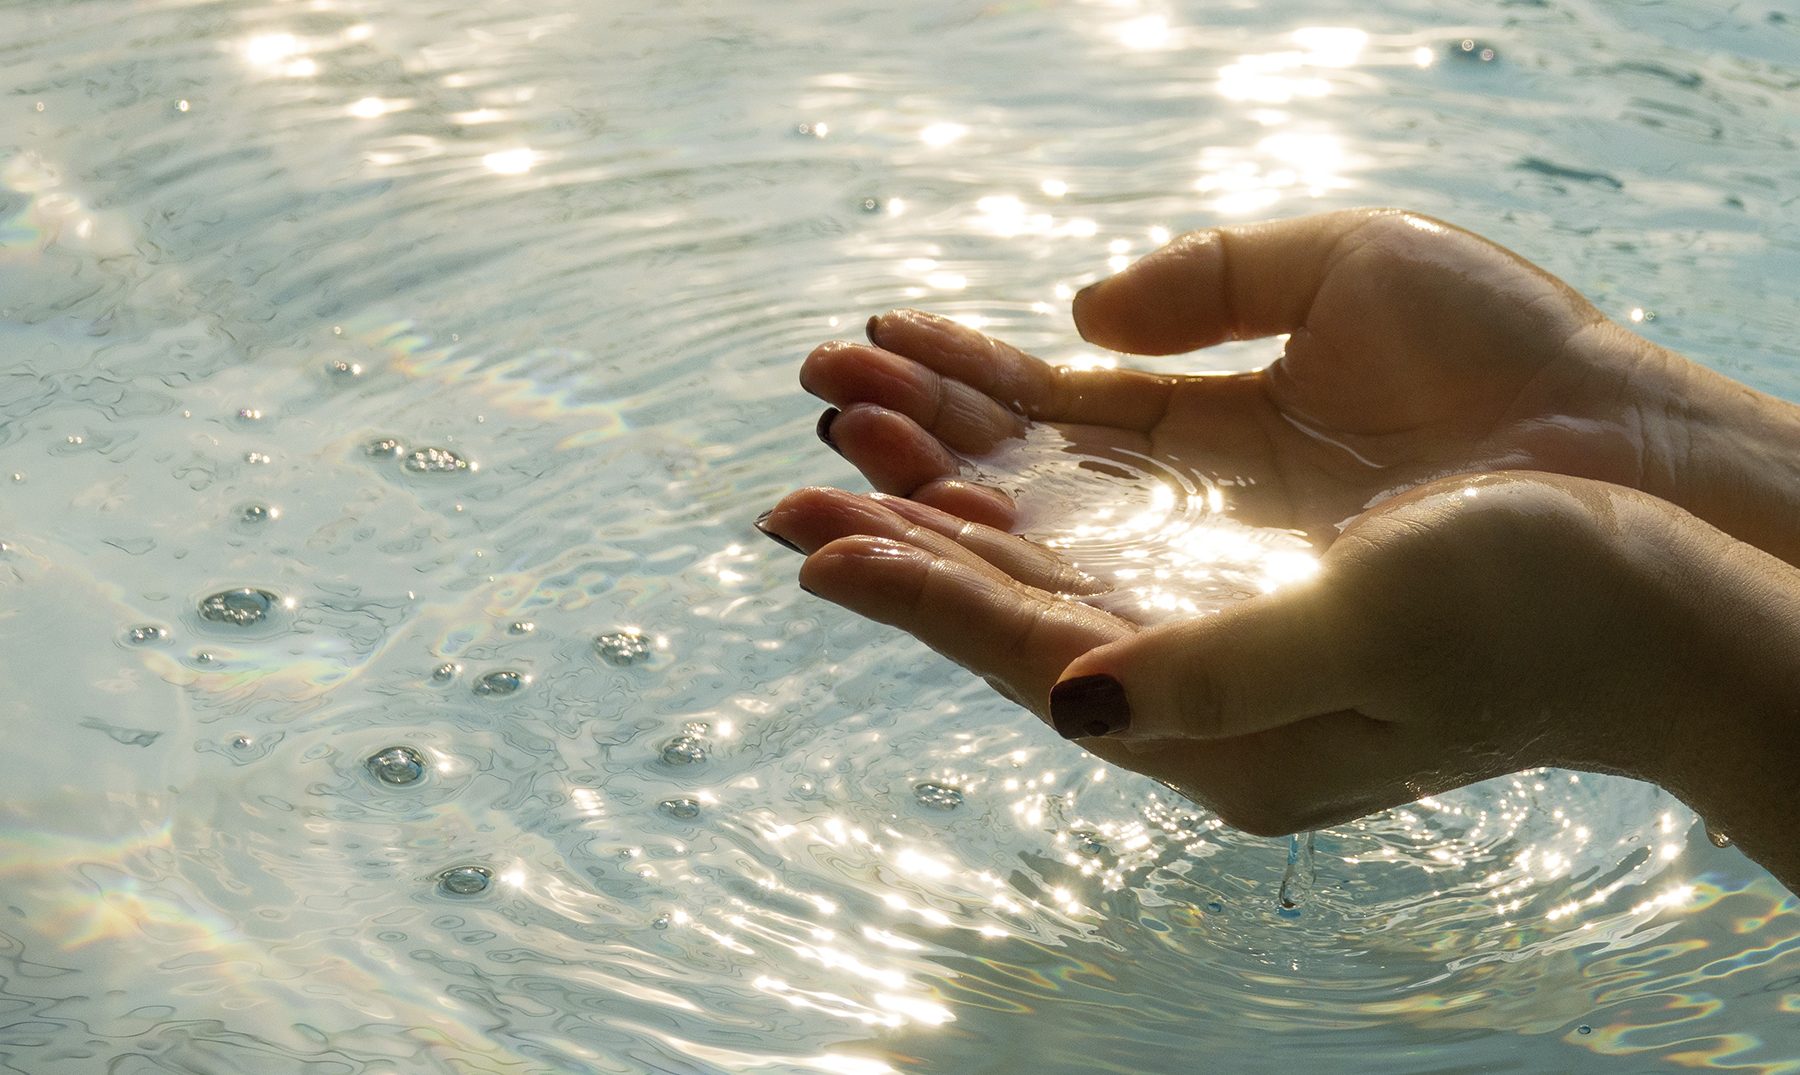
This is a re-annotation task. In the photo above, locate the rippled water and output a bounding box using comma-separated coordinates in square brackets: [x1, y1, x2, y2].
[4, 0, 1799, 1072]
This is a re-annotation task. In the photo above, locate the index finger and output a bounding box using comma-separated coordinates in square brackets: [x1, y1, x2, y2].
[869, 309, 1179, 433]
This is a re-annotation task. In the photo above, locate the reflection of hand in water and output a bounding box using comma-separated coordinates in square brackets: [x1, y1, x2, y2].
[762, 208, 1800, 892]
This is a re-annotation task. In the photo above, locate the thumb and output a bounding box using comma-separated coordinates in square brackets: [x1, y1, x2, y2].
[1046, 580, 1374, 742]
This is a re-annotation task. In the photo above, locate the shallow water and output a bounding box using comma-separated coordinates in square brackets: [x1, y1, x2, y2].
[3, 0, 1799, 1072]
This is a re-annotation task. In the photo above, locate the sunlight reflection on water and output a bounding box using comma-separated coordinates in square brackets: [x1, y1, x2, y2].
[2, 0, 1798, 1071]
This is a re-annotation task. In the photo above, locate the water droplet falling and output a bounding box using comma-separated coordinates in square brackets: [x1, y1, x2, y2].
[473, 670, 524, 696]
[912, 782, 965, 810]
[438, 866, 491, 896]
[1276, 830, 1317, 914]
[126, 625, 166, 644]
[659, 798, 701, 820]
[594, 631, 652, 666]
[366, 746, 426, 785]
[661, 737, 706, 765]
[364, 437, 403, 458]
[198, 588, 277, 626]
[403, 447, 469, 473]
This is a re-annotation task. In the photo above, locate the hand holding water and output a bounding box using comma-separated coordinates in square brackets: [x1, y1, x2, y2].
[765, 208, 1800, 890]
[803, 208, 1800, 563]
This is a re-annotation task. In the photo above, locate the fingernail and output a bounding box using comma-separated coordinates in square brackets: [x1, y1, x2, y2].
[816, 407, 842, 453]
[798, 582, 821, 598]
[1074, 281, 1103, 304]
[754, 510, 804, 554]
[1049, 674, 1131, 739]
[865, 314, 882, 345]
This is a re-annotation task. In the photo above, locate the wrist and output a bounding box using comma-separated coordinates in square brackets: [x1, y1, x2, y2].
[1623, 337, 1800, 568]
[1604, 492, 1800, 891]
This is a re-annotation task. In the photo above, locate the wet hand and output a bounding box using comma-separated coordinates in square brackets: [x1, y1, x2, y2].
[804, 208, 1800, 559]
[763, 473, 1800, 884]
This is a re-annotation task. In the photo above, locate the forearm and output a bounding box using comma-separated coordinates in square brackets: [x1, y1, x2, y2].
[1610, 493, 1800, 892]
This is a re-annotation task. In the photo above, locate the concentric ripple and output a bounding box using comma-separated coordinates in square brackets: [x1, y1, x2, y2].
[2, 0, 1797, 1072]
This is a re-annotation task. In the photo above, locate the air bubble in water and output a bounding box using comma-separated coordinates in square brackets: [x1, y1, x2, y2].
[438, 866, 491, 896]
[231, 736, 253, 749]
[508, 621, 535, 635]
[327, 360, 363, 379]
[652, 914, 671, 929]
[431, 662, 460, 683]
[473, 670, 524, 697]
[1072, 831, 1105, 855]
[661, 737, 706, 765]
[912, 782, 965, 810]
[198, 588, 277, 627]
[241, 504, 273, 524]
[365, 437, 403, 458]
[403, 447, 469, 473]
[1576, 1025, 1592, 1036]
[367, 746, 426, 786]
[595, 631, 651, 666]
[126, 625, 166, 645]
[1706, 824, 1732, 848]
[659, 798, 701, 820]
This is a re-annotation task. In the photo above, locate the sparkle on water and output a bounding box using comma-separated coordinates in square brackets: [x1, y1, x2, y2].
[402, 446, 470, 473]
[4, 0, 1798, 1072]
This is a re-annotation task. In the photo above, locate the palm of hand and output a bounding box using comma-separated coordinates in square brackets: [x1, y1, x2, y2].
[808, 210, 1649, 548]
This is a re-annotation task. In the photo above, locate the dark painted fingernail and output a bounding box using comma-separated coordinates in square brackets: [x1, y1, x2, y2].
[816, 407, 842, 453]
[1049, 674, 1131, 739]
[865, 314, 881, 345]
[755, 510, 803, 554]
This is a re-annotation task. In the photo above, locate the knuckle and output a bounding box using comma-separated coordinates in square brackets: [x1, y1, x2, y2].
[1174, 665, 1231, 737]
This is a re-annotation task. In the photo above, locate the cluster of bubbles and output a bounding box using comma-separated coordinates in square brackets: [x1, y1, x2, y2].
[473, 669, 525, 696]
[197, 588, 277, 627]
[911, 782, 965, 811]
[594, 630, 651, 666]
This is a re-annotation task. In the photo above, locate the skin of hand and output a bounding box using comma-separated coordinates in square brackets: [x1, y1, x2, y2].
[759, 474, 1800, 892]
[801, 208, 1800, 566]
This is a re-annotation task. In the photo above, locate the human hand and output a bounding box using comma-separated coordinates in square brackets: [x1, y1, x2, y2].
[803, 209, 1800, 562]
[761, 473, 1800, 889]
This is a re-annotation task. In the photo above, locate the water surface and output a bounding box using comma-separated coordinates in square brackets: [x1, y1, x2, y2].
[3, 0, 1799, 1072]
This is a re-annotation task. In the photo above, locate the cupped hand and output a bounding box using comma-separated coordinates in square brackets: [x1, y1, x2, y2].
[803, 208, 1718, 550]
[762, 473, 1799, 845]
